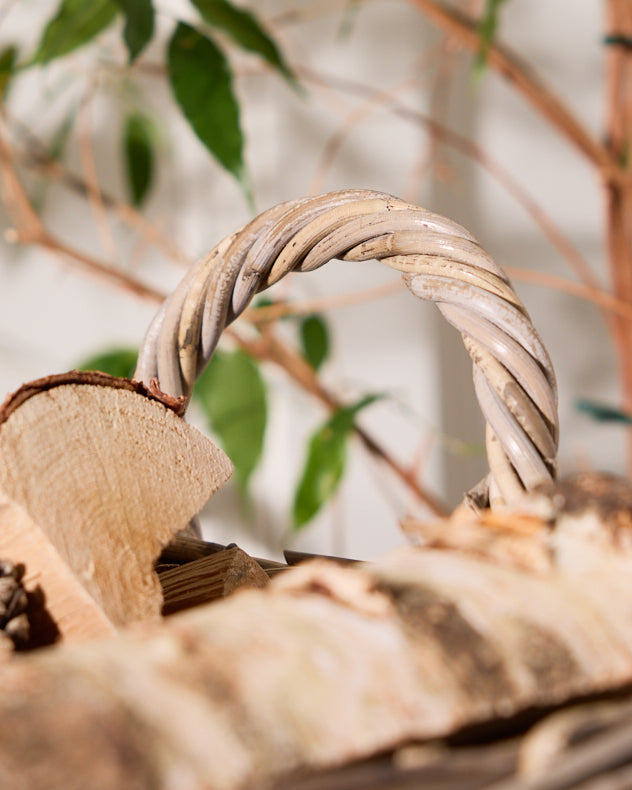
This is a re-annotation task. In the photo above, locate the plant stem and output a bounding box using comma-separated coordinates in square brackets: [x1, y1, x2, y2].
[406, 0, 618, 175]
[301, 67, 604, 303]
[604, 0, 632, 467]
[233, 328, 448, 518]
[1, 110, 446, 515]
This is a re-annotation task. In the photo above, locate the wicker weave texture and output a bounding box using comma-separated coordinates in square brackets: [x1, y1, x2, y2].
[136, 190, 558, 507]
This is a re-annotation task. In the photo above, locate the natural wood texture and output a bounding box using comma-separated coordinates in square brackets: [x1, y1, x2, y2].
[604, 0, 632, 468]
[0, 492, 114, 643]
[284, 549, 360, 567]
[0, 373, 233, 629]
[278, 697, 632, 790]
[159, 533, 287, 572]
[159, 546, 270, 615]
[1, 504, 631, 790]
[0, 557, 29, 653]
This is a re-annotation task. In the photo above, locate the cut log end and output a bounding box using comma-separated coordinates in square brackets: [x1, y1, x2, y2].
[0, 372, 233, 635]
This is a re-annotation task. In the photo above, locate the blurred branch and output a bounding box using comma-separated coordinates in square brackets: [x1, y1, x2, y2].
[234, 327, 448, 517]
[406, 0, 619, 177]
[505, 266, 632, 322]
[308, 76, 418, 195]
[301, 67, 608, 310]
[77, 79, 117, 261]
[404, 24, 463, 201]
[244, 281, 403, 322]
[0, 111, 164, 303]
[604, 0, 632, 466]
[10, 116, 191, 268]
[0, 106, 445, 517]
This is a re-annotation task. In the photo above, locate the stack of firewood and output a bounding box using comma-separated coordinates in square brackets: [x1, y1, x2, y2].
[1, 371, 631, 790]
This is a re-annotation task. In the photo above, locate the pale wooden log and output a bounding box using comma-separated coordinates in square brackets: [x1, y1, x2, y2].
[0, 492, 114, 643]
[0, 372, 233, 629]
[0, 508, 632, 790]
[159, 546, 270, 614]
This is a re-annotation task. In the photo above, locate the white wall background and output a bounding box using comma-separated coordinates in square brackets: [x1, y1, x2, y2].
[0, 0, 619, 560]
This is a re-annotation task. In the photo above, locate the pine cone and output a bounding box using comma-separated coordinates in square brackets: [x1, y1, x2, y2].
[0, 560, 29, 649]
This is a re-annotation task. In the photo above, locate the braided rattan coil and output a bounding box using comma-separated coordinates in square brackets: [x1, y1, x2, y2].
[136, 190, 558, 508]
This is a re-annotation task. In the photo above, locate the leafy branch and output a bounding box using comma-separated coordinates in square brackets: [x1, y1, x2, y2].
[6, 0, 295, 202]
[3, 0, 630, 534]
[0, 98, 447, 526]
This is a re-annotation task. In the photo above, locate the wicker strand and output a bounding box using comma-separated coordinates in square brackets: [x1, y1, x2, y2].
[136, 190, 558, 507]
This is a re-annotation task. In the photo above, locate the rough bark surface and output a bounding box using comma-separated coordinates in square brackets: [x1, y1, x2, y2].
[0, 506, 631, 790]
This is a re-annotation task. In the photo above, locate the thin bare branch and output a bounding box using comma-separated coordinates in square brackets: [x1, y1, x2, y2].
[12, 116, 191, 268]
[35, 232, 166, 303]
[406, 0, 618, 177]
[244, 280, 404, 323]
[505, 266, 632, 323]
[308, 77, 418, 195]
[300, 67, 608, 317]
[77, 81, 118, 261]
[0, 113, 164, 304]
[404, 30, 461, 201]
[604, 0, 632, 467]
[231, 327, 449, 518]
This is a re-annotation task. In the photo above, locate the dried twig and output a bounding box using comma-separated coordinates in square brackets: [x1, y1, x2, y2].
[77, 80, 118, 261]
[406, 0, 618, 176]
[11, 115, 190, 267]
[300, 67, 605, 306]
[231, 326, 449, 517]
[243, 280, 403, 322]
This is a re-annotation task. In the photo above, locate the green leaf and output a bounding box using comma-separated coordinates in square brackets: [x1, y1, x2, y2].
[32, 0, 118, 65]
[293, 394, 382, 529]
[300, 314, 330, 371]
[195, 349, 267, 491]
[123, 112, 154, 206]
[475, 0, 509, 71]
[0, 46, 17, 98]
[115, 0, 154, 62]
[78, 347, 138, 378]
[337, 0, 362, 40]
[168, 22, 250, 201]
[191, 0, 295, 84]
[576, 399, 632, 424]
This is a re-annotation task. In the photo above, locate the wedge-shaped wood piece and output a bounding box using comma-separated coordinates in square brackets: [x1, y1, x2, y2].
[159, 545, 270, 615]
[0, 372, 233, 628]
[0, 492, 114, 643]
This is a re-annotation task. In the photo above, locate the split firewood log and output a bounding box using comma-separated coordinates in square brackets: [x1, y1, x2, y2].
[0, 491, 113, 646]
[0, 371, 233, 637]
[0, 487, 631, 790]
[159, 545, 270, 614]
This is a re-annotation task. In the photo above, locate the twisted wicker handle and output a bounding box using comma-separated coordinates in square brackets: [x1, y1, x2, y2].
[136, 190, 558, 508]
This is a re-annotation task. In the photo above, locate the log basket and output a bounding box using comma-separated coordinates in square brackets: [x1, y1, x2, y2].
[136, 188, 559, 510]
[6, 191, 632, 790]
